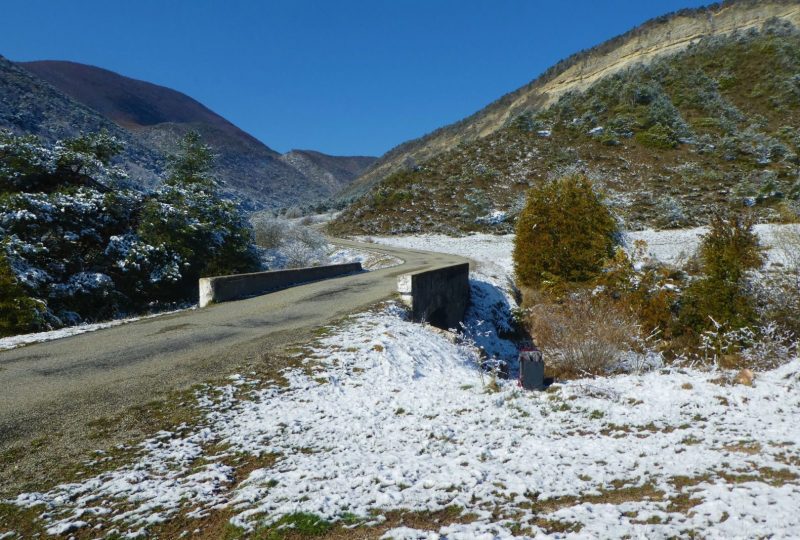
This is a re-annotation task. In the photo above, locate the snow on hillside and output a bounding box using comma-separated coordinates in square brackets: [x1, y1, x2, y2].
[369, 223, 799, 273]
[626, 224, 799, 268]
[4, 233, 800, 539]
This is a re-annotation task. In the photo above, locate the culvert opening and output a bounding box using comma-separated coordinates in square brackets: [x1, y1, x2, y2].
[428, 307, 449, 330]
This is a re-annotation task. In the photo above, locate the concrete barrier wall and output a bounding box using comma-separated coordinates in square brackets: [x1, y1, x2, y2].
[397, 263, 470, 329]
[199, 262, 362, 308]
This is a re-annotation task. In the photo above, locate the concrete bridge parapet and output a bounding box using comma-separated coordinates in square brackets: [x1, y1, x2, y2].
[397, 262, 470, 329]
[199, 262, 362, 307]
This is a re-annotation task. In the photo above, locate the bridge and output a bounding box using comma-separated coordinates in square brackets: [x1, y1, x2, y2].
[0, 239, 470, 461]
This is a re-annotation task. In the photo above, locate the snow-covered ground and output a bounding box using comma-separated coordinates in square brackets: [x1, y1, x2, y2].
[370, 223, 799, 272]
[0, 307, 195, 351]
[328, 244, 403, 271]
[4, 232, 800, 539]
[627, 223, 799, 268]
[366, 234, 515, 281]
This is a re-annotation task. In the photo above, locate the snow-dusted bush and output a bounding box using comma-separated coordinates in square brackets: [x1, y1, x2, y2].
[679, 210, 764, 336]
[688, 321, 797, 371]
[252, 216, 286, 250]
[740, 324, 797, 371]
[253, 215, 329, 270]
[0, 130, 259, 332]
[655, 195, 690, 228]
[283, 206, 303, 219]
[281, 240, 327, 269]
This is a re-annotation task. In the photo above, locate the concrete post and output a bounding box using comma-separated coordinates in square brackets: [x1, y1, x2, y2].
[519, 348, 545, 390]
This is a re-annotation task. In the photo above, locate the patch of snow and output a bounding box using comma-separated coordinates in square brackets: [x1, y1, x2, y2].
[475, 210, 507, 225]
[368, 234, 518, 366]
[46, 520, 88, 536]
[366, 233, 514, 280]
[626, 223, 798, 268]
[327, 245, 402, 271]
[0, 307, 195, 351]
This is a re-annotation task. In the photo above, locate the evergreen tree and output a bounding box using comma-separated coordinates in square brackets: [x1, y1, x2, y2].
[513, 174, 618, 289]
[679, 210, 764, 334]
[0, 130, 260, 332]
[0, 252, 45, 337]
[138, 131, 260, 299]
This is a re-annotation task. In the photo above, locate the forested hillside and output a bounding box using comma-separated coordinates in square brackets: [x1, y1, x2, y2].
[1, 57, 375, 211]
[332, 20, 800, 234]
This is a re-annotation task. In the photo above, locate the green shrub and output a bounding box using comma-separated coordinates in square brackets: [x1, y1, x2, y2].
[679, 210, 763, 335]
[634, 123, 678, 149]
[513, 174, 618, 289]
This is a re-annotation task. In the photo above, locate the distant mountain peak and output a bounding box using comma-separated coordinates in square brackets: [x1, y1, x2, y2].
[19, 60, 271, 151]
[2, 58, 375, 209]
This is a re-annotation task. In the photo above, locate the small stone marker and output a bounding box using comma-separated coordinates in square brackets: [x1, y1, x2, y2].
[519, 347, 545, 391]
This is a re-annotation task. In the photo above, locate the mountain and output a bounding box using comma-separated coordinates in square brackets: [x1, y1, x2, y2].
[279, 150, 377, 195]
[1, 58, 374, 209]
[20, 60, 268, 136]
[0, 56, 165, 187]
[331, 0, 800, 234]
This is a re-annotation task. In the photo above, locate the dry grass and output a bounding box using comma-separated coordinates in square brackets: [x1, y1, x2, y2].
[523, 289, 641, 378]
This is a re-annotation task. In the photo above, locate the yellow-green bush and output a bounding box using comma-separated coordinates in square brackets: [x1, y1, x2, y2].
[634, 123, 678, 149]
[513, 174, 617, 290]
[679, 210, 763, 335]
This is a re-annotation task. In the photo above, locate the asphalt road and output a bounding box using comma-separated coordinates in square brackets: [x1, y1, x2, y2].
[0, 239, 469, 452]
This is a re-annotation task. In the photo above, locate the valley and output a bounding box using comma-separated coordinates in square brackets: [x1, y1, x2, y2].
[2, 1, 800, 538]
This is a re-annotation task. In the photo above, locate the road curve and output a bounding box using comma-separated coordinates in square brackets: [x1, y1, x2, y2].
[0, 239, 469, 451]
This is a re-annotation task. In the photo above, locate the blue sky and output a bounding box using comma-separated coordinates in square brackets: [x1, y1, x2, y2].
[1, 1, 709, 156]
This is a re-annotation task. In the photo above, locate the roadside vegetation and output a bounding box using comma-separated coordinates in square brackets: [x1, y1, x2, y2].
[250, 214, 329, 269]
[3, 15, 800, 540]
[0, 130, 260, 336]
[514, 173, 798, 378]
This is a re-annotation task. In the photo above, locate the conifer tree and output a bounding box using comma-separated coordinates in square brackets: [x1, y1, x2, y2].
[0, 253, 44, 337]
[513, 174, 617, 289]
[138, 131, 260, 299]
[679, 210, 763, 333]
